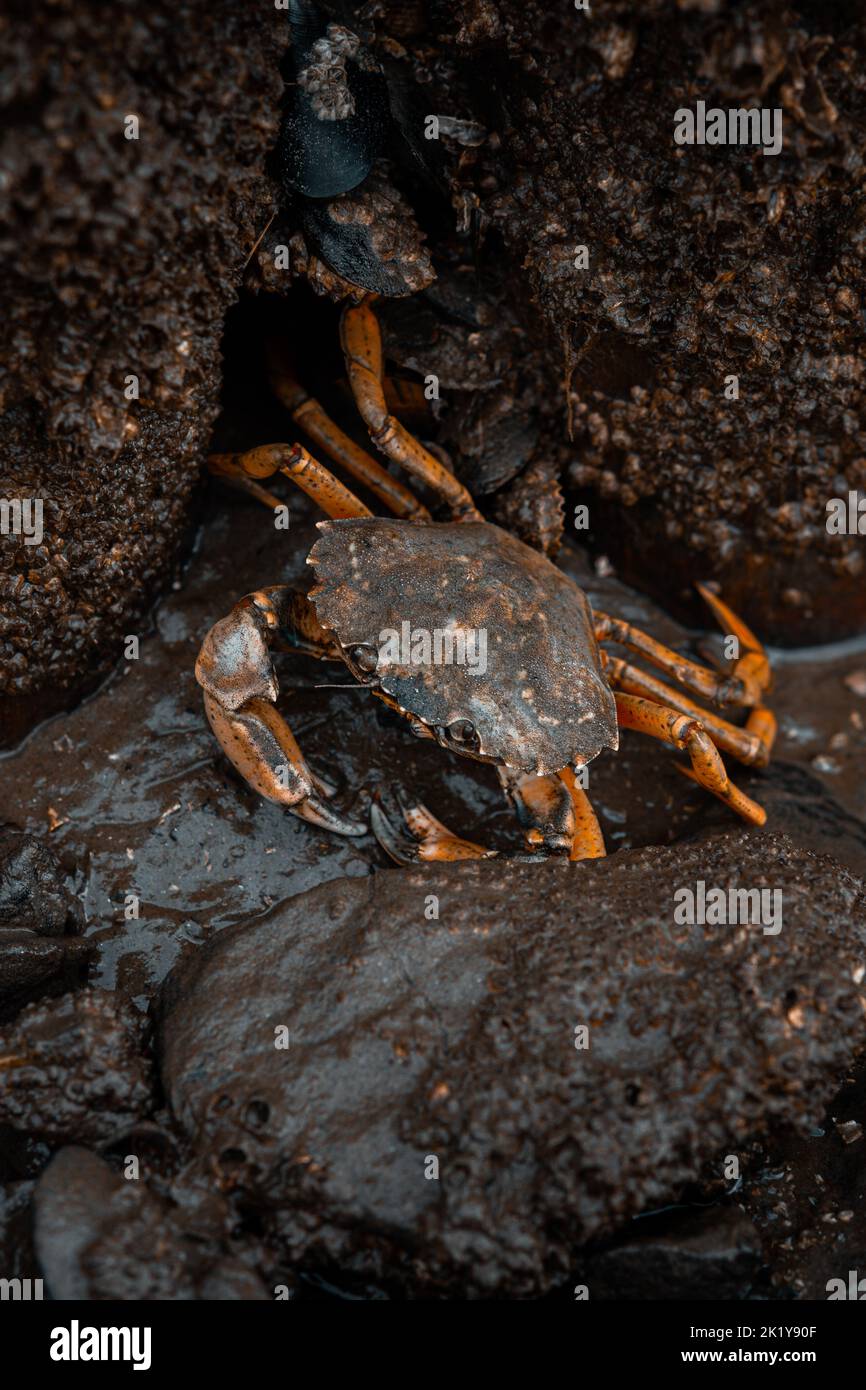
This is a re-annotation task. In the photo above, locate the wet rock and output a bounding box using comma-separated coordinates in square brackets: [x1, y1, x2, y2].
[0, 827, 91, 1016]
[0, 0, 287, 736]
[0, 934, 94, 1022]
[0, 990, 152, 1145]
[739, 1057, 866, 1299]
[0, 1181, 38, 1284]
[159, 832, 866, 1296]
[578, 1206, 763, 1301]
[34, 1148, 269, 1300]
[0, 828, 80, 936]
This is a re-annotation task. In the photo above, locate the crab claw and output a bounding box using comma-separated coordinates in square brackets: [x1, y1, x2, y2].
[371, 789, 496, 865]
[196, 588, 368, 838]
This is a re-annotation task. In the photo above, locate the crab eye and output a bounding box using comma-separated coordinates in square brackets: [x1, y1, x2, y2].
[350, 644, 379, 674]
[448, 718, 477, 745]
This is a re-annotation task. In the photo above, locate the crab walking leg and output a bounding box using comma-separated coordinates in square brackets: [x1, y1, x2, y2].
[340, 297, 482, 521]
[594, 604, 769, 710]
[265, 342, 431, 521]
[371, 794, 495, 864]
[614, 693, 766, 826]
[208, 443, 373, 520]
[207, 455, 286, 512]
[695, 581, 773, 705]
[196, 587, 366, 836]
[602, 655, 776, 767]
[558, 767, 607, 860]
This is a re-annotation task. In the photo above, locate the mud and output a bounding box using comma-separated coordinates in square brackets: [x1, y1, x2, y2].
[0, 990, 152, 1146]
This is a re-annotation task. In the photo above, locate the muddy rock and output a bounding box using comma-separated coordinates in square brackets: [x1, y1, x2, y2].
[577, 1205, 763, 1302]
[0, 990, 152, 1145]
[0, 0, 287, 737]
[159, 832, 866, 1297]
[0, 827, 91, 1016]
[0, 934, 94, 1024]
[0, 828, 80, 936]
[34, 1147, 269, 1300]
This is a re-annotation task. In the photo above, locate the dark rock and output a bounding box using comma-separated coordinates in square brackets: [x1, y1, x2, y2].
[0, 828, 80, 936]
[0, 0, 287, 734]
[578, 1205, 763, 1301]
[159, 832, 866, 1296]
[33, 1147, 269, 1300]
[0, 826, 91, 1016]
[0, 933, 94, 1021]
[0, 1181, 38, 1283]
[0, 990, 152, 1144]
[436, 0, 866, 641]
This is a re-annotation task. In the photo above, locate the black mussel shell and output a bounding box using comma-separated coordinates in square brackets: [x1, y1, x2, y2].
[279, 1, 389, 199]
[301, 201, 418, 297]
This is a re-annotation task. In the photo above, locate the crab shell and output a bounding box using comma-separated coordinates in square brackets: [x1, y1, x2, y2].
[307, 519, 619, 778]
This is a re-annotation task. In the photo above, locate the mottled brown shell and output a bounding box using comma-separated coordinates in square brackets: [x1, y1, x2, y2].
[308, 519, 619, 776]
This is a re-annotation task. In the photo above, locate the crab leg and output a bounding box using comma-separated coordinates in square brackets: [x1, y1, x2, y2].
[340, 296, 482, 521]
[614, 692, 766, 826]
[205, 454, 286, 513]
[498, 767, 607, 859]
[209, 443, 373, 519]
[592, 611, 761, 711]
[265, 342, 431, 521]
[371, 793, 494, 864]
[196, 586, 365, 836]
[602, 655, 776, 767]
[558, 767, 607, 860]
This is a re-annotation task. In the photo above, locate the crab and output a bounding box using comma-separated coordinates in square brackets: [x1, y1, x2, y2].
[196, 296, 777, 863]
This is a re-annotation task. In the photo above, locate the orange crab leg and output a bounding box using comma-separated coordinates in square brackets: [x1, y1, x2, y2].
[594, 606, 765, 709]
[209, 443, 372, 519]
[559, 767, 607, 860]
[602, 655, 776, 767]
[207, 454, 286, 512]
[499, 768, 576, 855]
[340, 297, 481, 521]
[695, 582, 772, 701]
[614, 692, 766, 826]
[371, 794, 493, 863]
[196, 587, 365, 836]
[266, 343, 431, 521]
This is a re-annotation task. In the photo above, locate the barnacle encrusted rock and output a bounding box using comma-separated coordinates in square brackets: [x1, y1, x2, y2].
[433, 0, 866, 640]
[159, 831, 866, 1296]
[0, 0, 286, 739]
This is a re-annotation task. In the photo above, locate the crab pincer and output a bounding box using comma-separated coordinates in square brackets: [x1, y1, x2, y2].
[195, 588, 366, 837]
